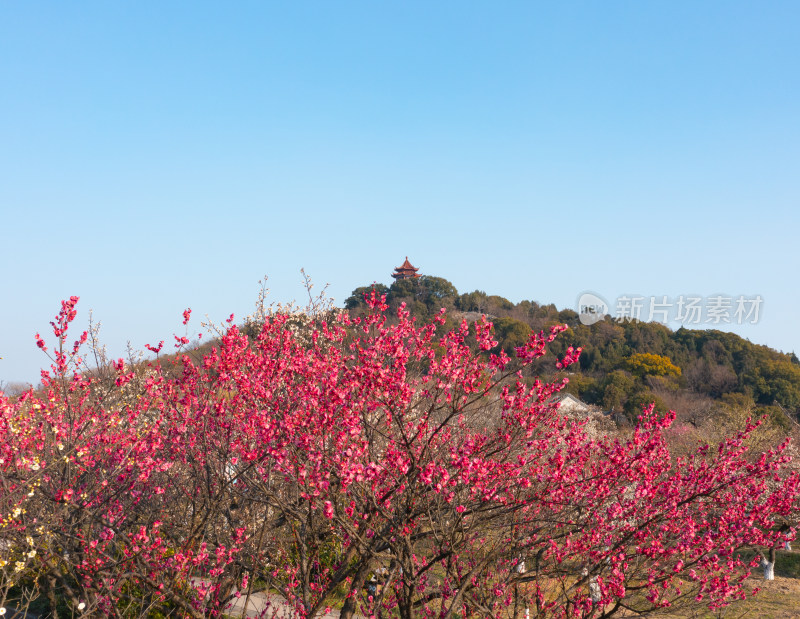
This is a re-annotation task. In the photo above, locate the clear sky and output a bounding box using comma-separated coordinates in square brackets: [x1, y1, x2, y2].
[1, 2, 798, 387]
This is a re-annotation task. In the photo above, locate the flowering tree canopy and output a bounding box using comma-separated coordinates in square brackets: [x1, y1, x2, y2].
[0, 294, 798, 618]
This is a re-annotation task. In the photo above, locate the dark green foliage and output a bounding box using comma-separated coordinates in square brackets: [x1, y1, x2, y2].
[486, 295, 514, 313]
[624, 389, 666, 420]
[600, 370, 636, 413]
[491, 317, 532, 356]
[344, 284, 390, 309]
[746, 359, 800, 408]
[557, 308, 580, 327]
[390, 276, 458, 306]
[380, 276, 460, 323]
[563, 373, 598, 400]
[456, 290, 489, 313]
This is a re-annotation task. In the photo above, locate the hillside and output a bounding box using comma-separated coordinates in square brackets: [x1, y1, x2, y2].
[345, 275, 800, 438]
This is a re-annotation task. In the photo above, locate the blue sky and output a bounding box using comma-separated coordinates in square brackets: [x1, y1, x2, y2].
[1, 2, 798, 386]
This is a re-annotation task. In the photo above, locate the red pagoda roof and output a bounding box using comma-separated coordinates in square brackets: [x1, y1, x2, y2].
[398, 257, 417, 271]
[392, 257, 420, 280]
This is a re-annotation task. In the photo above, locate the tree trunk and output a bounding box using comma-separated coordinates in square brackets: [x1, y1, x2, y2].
[589, 576, 601, 604]
[340, 561, 374, 619]
[763, 546, 777, 581]
[43, 573, 60, 619]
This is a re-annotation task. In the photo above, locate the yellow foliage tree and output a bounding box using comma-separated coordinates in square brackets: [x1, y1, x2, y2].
[625, 352, 682, 378]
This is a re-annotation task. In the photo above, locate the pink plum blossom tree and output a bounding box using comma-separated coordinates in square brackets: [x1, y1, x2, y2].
[0, 293, 797, 618]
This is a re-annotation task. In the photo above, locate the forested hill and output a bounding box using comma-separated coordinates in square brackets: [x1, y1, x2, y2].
[345, 276, 800, 427]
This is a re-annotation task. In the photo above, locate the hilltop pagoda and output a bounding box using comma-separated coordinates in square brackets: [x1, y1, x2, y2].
[392, 257, 421, 280]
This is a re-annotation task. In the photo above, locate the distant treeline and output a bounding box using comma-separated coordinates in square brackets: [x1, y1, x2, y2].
[346, 276, 800, 425]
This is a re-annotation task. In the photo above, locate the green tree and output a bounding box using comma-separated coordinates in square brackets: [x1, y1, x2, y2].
[485, 294, 514, 313]
[624, 389, 667, 420]
[456, 290, 489, 313]
[388, 276, 458, 312]
[344, 284, 389, 309]
[601, 370, 636, 412]
[492, 317, 532, 357]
